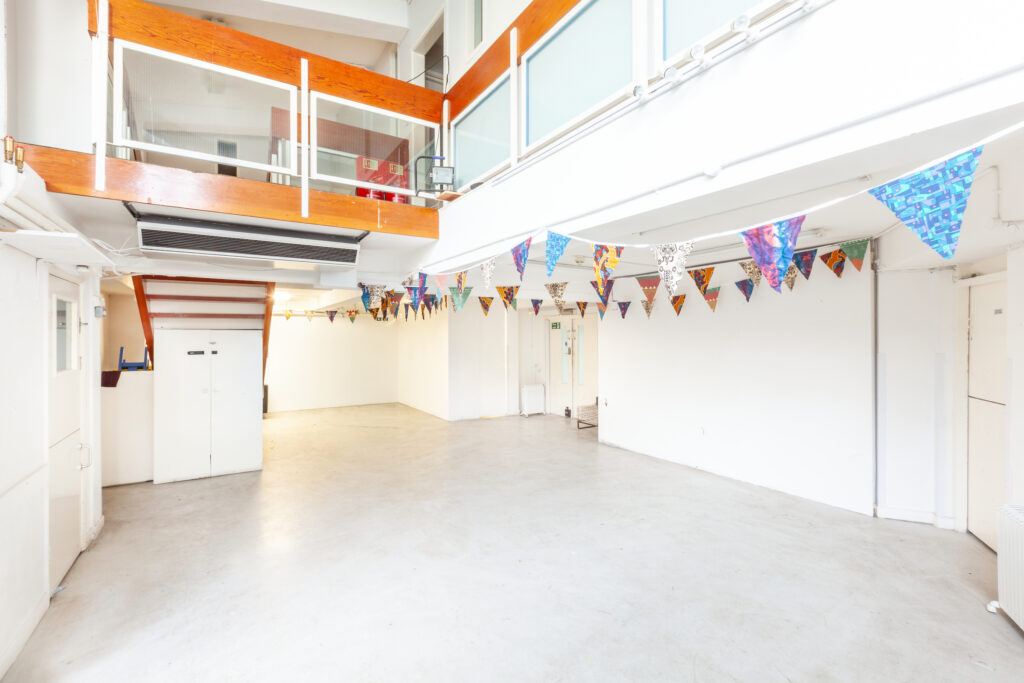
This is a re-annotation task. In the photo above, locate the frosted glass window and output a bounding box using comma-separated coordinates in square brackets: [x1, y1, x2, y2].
[525, 0, 632, 146]
[55, 299, 75, 372]
[453, 76, 510, 188]
[663, 0, 754, 60]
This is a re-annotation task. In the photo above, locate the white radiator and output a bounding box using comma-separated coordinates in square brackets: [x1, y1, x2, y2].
[997, 505, 1024, 628]
[521, 384, 545, 416]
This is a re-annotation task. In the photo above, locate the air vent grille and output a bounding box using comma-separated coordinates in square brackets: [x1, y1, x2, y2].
[140, 228, 358, 265]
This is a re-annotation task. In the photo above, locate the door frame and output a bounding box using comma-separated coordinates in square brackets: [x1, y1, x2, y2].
[953, 271, 1007, 533]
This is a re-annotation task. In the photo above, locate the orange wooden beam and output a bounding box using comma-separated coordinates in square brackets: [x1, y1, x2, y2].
[21, 144, 438, 240]
[149, 313, 264, 319]
[108, 0, 442, 123]
[263, 282, 275, 384]
[446, 0, 583, 120]
[131, 275, 154, 363]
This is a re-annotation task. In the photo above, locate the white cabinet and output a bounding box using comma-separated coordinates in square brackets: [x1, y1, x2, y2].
[153, 330, 263, 484]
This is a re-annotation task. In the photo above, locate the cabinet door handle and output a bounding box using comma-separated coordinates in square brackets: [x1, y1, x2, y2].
[77, 443, 92, 469]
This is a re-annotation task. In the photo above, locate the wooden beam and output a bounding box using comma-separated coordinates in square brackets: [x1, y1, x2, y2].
[263, 282, 275, 384]
[145, 295, 268, 302]
[109, 0, 442, 122]
[143, 275, 268, 286]
[87, 0, 98, 36]
[131, 275, 154, 362]
[446, 0, 583, 120]
[149, 313, 265, 319]
[21, 144, 439, 240]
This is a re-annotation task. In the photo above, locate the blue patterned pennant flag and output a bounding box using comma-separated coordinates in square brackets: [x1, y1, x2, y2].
[868, 147, 982, 259]
[735, 279, 755, 302]
[545, 232, 571, 277]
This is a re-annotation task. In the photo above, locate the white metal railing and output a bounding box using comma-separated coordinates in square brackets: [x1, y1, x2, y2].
[450, 0, 817, 192]
[103, 38, 440, 216]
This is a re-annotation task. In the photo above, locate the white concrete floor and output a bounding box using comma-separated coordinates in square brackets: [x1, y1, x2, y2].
[7, 404, 1024, 681]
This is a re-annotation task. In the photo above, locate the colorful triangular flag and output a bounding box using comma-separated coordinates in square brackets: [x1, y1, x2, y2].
[793, 249, 817, 280]
[735, 279, 755, 302]
[820, 249, 846, 278]
[480, 259, 496, 290]
[593, 244, 623, 291]
[576, 301, 588, 317]
[479, 296, 493, 315]
[740, 216, 805, 292]
[868, 147, 982, 259]
[841, 239, 869, 271]
[435, 274, 448, 290]
[369, 307, 380, 320]
[284, 309, 292, 320]
[347, 309, 357, 323]
[596, 302, 607, 320]
[670, 295, 685, 315]
[359, 285, 370, 312]
[688, 267, 715, 296]
[704, 287, 721, 312]
[739, 260, 762, 287]
[545, 282, 567, 308]
[590, 279, 614, 306]
[405, 286, 424, 311]
[641, 300, 655, 318]
[511, 237, 532, 280]
[531, 299, 543, 315]
[455, 271, 467, 295]
[403, 303, 410, 321]
[652, 242, 694, 295]
[326, 310, 337, 322]
[618, 301, 631, 319]
[545, 232, 571, 277]
[636, 276, 660, 304]
[496, 285, 519, 310]
[449, 286, 472, 312]
[783, 264, 798, 291]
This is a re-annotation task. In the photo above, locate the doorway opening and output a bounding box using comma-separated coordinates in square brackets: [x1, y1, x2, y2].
[546, 313, 599, 426]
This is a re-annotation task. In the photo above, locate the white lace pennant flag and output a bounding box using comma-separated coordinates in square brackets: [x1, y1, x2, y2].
[651, 241, 694, 296]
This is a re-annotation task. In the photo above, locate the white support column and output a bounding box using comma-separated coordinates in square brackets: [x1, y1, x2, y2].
[300, 58, 309, 218]
[509, 28, 519, 168]
[442, 99, 451, 163]
[632, 0, 651, 88]
[92, 0, 109, 190]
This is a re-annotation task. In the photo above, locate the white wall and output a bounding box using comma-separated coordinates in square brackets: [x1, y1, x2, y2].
[396, 306, 450, 419]
[448, 300, 511, 420]
[265, 314, 399, 412]
[599, 260, 876, 515]
[0, 245, 49, 676]
[8, 0, 92, 151]
[876, 268, 957, 526]
[101, 372, 154, 486]
[1006, 247, 1024, 507]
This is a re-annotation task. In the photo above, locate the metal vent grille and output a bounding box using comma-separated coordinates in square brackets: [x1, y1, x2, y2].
[140, 228, 358, 264]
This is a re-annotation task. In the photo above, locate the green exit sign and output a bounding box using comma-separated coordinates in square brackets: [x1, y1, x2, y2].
[551, 322, 561, 330]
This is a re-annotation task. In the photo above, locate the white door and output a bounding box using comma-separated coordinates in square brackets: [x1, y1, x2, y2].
[210, 330, 263, 476]
[967, 280, 1007, 551]
[548, 316, 573, 416]
[153, 329, 213, 483]
[48, 275, 83, 592]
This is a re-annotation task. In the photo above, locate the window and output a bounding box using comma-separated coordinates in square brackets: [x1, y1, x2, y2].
[54, 299, 76, 372]
[452, 76, 511, 189]
[473, 0, 484, 48]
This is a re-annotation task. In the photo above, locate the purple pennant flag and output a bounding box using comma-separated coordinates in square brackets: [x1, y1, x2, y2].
[590, 279, 614, 306]
[793, 249, 817, 280]
[740, 216, 806, 292]
[868, 147, 982, 259]
[511, 237, 532, 280]
[326, 310, 337, 322]
[531, 299, 543, 315]
[618, 301, 631, 319]
[735, 279, 755, 302]
[545, 232, 571, 277]
[405, 286, 424, 311]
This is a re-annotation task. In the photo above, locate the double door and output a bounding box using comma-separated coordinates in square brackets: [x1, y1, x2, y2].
[547, 315, 598, 417]
[153, 330, 263, 484]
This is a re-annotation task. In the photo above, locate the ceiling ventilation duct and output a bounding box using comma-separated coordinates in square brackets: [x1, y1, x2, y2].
[137, 217, 360, 266]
